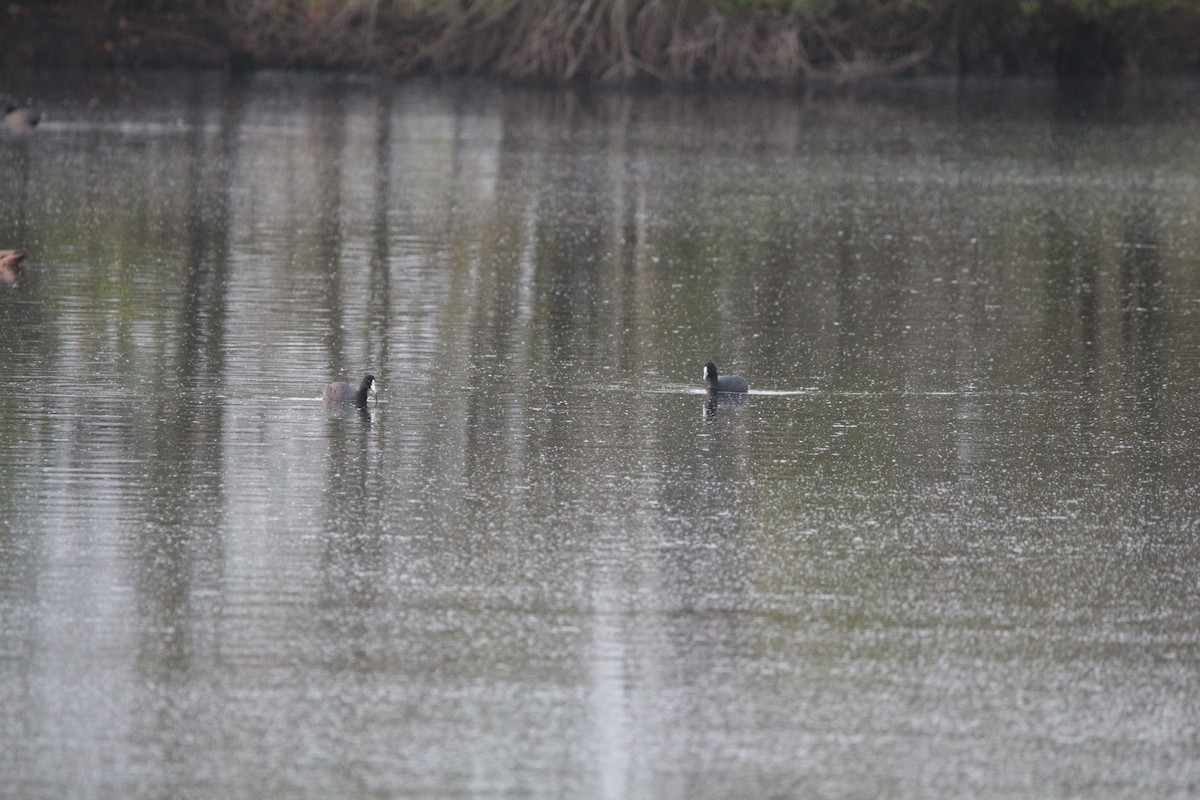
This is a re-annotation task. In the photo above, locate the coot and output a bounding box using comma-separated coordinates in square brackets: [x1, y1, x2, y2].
[703, 361, 748, 393]
[323, 374, 377, 408]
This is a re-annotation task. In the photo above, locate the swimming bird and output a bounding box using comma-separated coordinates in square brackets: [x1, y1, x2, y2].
[5, 103, 40, 134]
[0, 250, 25, 284]
[323, 374, 378, 408]
[703, 361, 748, 394]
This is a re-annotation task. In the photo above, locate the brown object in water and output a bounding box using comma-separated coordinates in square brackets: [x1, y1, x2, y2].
[5, 104, 40, 134]
[0, 250, 25, 284]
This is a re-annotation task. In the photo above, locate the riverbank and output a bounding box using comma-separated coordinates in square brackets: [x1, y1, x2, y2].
[4, 1, 1199, 84]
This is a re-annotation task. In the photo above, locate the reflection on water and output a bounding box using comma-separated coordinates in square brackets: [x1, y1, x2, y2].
[1, 72, 1199, 799]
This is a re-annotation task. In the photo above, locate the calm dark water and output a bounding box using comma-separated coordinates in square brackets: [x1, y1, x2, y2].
[1, 72, 1199, 799]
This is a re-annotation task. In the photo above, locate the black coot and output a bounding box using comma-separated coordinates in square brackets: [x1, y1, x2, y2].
[703, 361, 748, 393]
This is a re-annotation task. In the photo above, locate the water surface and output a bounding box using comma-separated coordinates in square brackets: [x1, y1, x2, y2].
[1, 73, 1199, 798]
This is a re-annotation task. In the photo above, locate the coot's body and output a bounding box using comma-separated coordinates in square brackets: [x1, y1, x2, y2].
[324, 374, 377, 408]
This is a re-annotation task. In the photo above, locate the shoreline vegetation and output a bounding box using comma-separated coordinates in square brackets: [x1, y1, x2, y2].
[3, 1, 1199, 85]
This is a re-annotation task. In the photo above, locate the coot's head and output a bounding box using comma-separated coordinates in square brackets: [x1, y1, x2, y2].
[346, 374, 378, 406]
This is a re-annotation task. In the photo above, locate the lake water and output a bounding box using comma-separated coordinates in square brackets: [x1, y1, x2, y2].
[1, 72, 1199, 798]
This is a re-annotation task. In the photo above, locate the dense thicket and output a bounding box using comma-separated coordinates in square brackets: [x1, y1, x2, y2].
[3, 0, 1198, 81]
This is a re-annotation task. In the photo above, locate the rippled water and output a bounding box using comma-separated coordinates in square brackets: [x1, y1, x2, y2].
[1, 72, 1199, 798]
